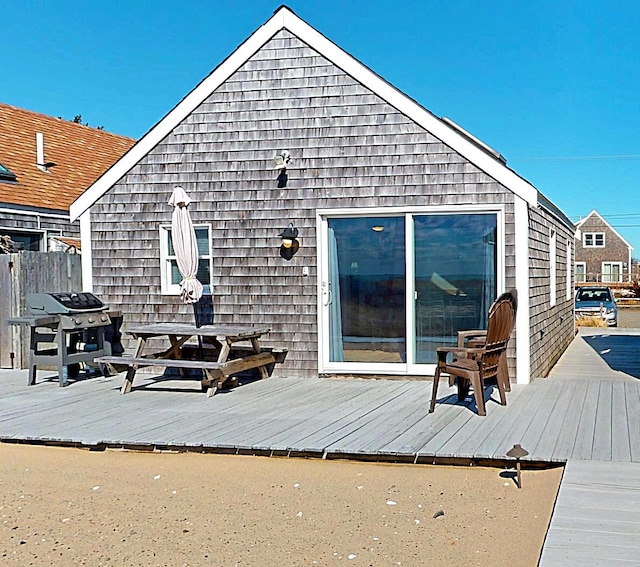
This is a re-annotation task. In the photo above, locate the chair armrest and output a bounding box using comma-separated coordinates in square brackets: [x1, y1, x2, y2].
[435, 346, 484, 362]
[457, 330, 487, 348]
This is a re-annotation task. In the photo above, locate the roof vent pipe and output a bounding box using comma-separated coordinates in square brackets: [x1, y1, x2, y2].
[35, 132, 56, 172]
[36, 132, 46, 171]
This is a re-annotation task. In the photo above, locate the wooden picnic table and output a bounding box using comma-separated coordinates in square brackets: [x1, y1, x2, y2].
[95, 323, 286, 397]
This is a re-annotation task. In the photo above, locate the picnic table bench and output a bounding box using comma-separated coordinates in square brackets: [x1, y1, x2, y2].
[95, 323, 287, 397]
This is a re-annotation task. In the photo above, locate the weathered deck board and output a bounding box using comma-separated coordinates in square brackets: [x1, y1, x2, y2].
[550, 382, 588, 461]
[528, 379, 577, 460]
[570, 380, 601, 460]
[539, 460, 640, 566]
[627, 382, 640, 462]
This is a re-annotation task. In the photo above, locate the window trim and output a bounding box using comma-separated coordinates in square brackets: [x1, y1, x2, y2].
[566, 239, 572, 301]
[159, 223, 212, 296]
[550, 230, 557, 307]
[583, 232, 605, 248]
[601, 261, 622, 284]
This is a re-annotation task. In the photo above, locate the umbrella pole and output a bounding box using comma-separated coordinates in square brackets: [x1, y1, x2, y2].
[193, 300, 204, 360]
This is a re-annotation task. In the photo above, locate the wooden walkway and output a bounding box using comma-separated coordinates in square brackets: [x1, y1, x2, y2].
[1, 328, 640, 565]
[539, 460, 640, 566]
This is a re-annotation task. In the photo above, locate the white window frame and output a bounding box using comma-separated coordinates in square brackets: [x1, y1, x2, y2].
[575, 262, 586, 284]
[316, 204, 505, 376]
[602, 261, 622, 284]
[159, 223, 212, 295]
[0, 226, 46, 251]
[550, 230, 557, 307]
[583, 232, 605, 248]
[566, 239, 572, 301]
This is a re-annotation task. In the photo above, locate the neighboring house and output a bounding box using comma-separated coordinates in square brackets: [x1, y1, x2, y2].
[575, 210, 633, 283]
[71, 6, 576, 384]
[0, 103, 135, 252]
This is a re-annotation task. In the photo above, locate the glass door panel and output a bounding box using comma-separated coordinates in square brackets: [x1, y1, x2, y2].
[413, 214, 497, 364]
[327, 217, 406, 363]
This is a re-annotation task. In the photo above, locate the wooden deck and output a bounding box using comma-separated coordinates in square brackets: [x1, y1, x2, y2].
[1, 328, 640, 564]
[1, 330, 639, 463]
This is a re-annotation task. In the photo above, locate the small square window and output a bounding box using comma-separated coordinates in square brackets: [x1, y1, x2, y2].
[160, 225, 212, 295]
[584, 232, 605, 248]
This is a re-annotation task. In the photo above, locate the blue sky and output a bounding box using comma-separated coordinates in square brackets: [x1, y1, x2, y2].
[3, 1, 640, 252]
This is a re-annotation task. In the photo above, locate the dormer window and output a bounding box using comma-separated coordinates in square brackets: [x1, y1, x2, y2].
[0, 163, 17, 182]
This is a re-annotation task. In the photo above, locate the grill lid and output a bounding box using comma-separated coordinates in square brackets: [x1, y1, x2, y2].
[27, 292, 107, 314]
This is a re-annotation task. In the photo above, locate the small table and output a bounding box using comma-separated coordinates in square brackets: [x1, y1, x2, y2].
[96, 323, 282, 396]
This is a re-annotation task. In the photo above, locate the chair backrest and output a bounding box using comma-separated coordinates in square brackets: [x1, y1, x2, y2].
[480, 289, 517, 379]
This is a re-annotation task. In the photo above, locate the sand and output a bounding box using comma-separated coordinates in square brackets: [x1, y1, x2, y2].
[0, 443, 562, 566]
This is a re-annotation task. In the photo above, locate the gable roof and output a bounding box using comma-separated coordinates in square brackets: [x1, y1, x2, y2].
[575, 210, 633, 250]
[0, 102, 135, 214]
[70, 5, 564, 225]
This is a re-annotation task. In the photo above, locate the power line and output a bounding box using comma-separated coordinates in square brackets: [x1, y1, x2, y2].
[512, 154, 640, 162]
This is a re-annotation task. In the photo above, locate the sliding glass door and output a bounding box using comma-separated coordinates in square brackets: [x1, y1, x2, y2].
[321, 210, 500, 373]
[413, 214, 496, 364]
[326, 216, 406, 364]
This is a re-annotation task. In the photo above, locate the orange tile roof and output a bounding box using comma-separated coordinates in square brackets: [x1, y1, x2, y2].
[0, 102, 135, 212]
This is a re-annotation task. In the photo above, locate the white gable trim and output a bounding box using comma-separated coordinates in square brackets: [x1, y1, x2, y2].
[70, 6, 538, 222]
[576, 210, 633, 251]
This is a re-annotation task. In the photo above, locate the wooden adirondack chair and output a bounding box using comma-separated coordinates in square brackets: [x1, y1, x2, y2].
[456, 289, 518, 393]
[429, 289, 517, 416]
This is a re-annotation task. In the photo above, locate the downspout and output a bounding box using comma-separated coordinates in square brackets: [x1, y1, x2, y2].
[514, 196, 531, 384]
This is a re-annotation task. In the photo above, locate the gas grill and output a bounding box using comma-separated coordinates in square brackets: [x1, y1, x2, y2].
[9, 292, 113, 387]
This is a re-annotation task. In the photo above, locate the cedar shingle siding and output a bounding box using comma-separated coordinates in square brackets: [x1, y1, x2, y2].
[82, 13, 575, 383]
[90, 31, 519, 377]
[529, 207, 574, 378]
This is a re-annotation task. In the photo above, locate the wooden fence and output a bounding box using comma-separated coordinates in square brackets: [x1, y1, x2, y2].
[0, 252, 82, 369]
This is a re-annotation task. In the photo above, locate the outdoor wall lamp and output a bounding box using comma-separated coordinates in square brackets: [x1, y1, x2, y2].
[279, 222, 299, 248]
[273, 150, 291, 170]
[279, 222, 299, 260]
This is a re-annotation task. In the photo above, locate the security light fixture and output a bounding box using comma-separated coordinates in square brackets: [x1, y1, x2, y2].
[279, 222, 299, 248]
[273, 150, 291, 170]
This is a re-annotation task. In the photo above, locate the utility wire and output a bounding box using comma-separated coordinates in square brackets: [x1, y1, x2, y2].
[512, 154, 640, 162]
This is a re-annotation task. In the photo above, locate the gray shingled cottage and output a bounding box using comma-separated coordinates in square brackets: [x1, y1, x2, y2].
[71, 6, 575, 385]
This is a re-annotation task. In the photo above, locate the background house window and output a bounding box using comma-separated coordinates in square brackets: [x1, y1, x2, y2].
[583, 232, 605, 248]
[575, 262, 586, 283]
[550, 230, 557, 307]
[160, 224, 212, 295]
[0, 229, 44, 251]
[566, 239, 572, 301]
[602, 262, 622, 283]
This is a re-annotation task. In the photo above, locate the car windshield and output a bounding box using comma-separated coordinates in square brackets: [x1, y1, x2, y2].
[577, 289, 612, 302]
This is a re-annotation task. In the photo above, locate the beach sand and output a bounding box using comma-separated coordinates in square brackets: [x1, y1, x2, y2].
[0, 443, 562, 566]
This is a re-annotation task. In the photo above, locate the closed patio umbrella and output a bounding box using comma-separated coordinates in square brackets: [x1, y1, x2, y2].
[168, 186, 203, 306]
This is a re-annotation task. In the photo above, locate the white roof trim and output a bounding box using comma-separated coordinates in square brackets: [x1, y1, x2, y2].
[70, 6, 539, 221]
[575, 209, 633, 250]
